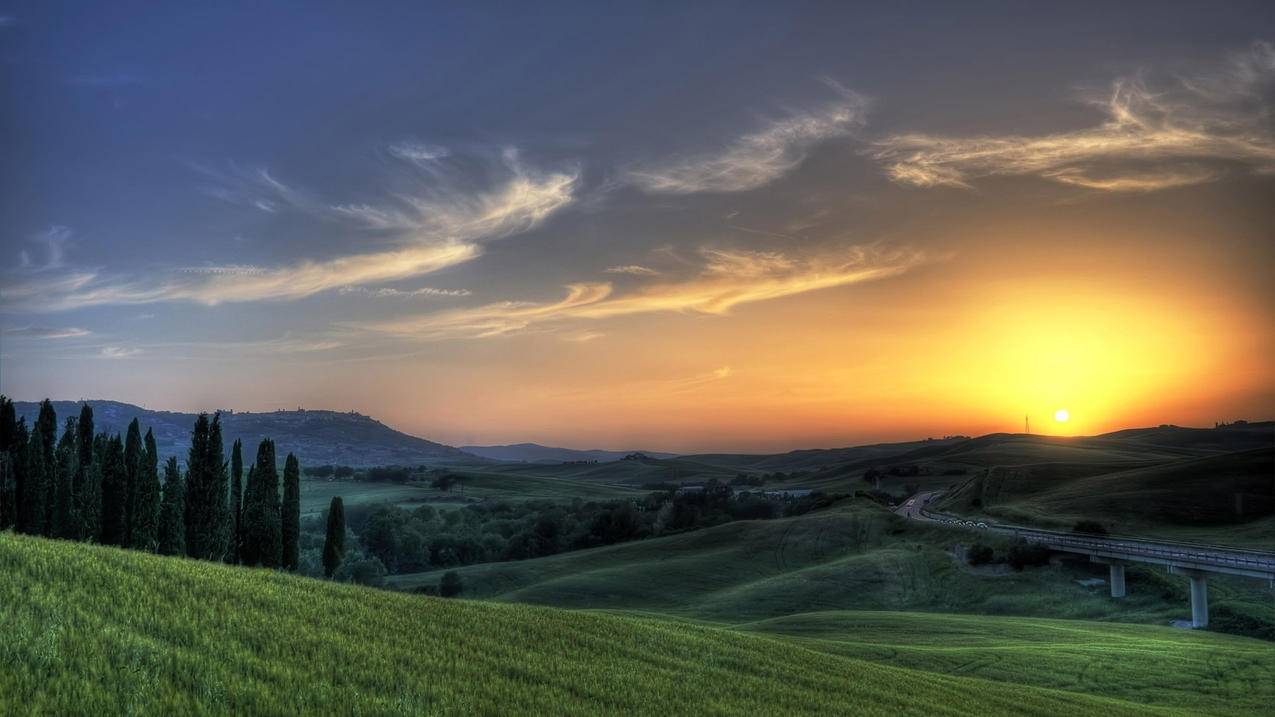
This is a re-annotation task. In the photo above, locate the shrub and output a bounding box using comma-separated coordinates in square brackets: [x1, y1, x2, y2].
[967, 543, 995, 565]
[440, 570, 464, 598]
[1007, 541, 1051, 571]
[1071, 520, 1108, 536]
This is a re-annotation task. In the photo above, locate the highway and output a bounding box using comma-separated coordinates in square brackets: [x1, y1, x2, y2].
[893, 490, 1275, 626]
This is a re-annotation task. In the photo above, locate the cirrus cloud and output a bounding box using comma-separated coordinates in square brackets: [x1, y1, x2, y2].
[628, 87, 870, 193]
[357, 244, 926, 340]
[872, 42, 1275, 192]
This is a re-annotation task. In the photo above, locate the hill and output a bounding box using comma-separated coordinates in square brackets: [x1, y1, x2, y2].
[935, 447, 1275, 546]
[10, 400, 480, 467]
[460, 442, 678, 463]
[0, 533, 1201, 717]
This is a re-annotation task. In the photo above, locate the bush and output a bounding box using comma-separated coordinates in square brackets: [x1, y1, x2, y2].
[1007, 541, 1051, 571]
[334, 555, 388, 587]
[966, 543, 995, 565]
[1071, 520, 1108, 536]
[440, 570, 463, 598]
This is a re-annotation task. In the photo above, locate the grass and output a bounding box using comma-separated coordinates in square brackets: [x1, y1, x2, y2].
[300, 473, 644, 516]
[737, 611, 1275, 716]
[0, 533, 1202, 717]
[389, 500, 1259, 627]
[936, 448, 1274, 549]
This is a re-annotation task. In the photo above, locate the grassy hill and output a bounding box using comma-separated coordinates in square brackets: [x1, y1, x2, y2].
[738, 611, 1275, 716]
[935, 447, 1274, 547]
[299, 473, 645, 516]
[0, 533, 1212, 717]
[459, 443, 678, 463]
[388, 501, 1273, 628]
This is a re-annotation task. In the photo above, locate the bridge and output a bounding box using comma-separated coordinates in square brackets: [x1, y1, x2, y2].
[899, 492, 1275, 628]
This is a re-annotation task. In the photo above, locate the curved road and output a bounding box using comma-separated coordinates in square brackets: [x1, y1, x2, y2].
[894, 491, 1275, 580]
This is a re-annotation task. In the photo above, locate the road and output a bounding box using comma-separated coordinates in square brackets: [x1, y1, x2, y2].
[893, 491, 1275, 581]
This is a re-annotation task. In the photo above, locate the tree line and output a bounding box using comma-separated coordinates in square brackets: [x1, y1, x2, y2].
[0, 397, 336, 572]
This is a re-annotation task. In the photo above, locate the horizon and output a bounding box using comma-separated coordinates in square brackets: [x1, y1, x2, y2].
[3, 3, 1274, 453]
[4, 395, 1270, 456]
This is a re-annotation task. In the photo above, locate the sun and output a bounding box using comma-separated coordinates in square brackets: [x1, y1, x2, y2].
[1054, 408, 1070, 423]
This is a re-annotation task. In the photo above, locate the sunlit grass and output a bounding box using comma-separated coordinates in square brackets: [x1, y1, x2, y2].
[0, 533, 1192, 716]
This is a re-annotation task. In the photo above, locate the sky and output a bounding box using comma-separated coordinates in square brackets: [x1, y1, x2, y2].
[2, 2, 1273, 452]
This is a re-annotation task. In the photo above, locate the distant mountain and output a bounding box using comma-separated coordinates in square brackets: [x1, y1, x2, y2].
[10, 400, 482, 467]
[460, 443, 679, 464]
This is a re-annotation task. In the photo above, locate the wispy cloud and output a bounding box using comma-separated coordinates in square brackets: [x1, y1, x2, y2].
[872, 42, 1275, 192]
[603, 265, 659, 276]
[628, 86, 869, 193]
[3, 326, 90, 339]
[358, 244, 925, 339]
[18, 226, 72, 271]
[99, 346, 141, 359]
[338, 286, 471, 298]
[4, 150, 577, 312]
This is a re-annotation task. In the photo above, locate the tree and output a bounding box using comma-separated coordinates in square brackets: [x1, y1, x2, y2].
[323, 496, 346, 578]
[157, 457, 186, 556]
[439, 570, 463, 598]
[230, 439, 243, 563]
[99, 434, 128, 546]
[281, 453, 301, 571]
[35, 400, 57, 532]
[185, 413, 230, 561]
[240, 439, 281, 567]
[123, 418, 142, 545]
[19, 424, 49, 535]
[51, 419, 77, 539]
[73, 404, 96, 540]
[129, 429, 161, 551]
[0, 397, 17, 530]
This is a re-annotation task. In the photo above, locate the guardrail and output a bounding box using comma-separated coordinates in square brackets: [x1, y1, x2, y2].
[917, 507, 1275, 572]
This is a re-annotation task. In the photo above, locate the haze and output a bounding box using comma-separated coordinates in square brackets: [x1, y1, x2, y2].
[2, 3, 1273, 452]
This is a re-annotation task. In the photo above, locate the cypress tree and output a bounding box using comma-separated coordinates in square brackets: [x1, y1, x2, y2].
[0, 397, 17, 529]
[123, 418, 142, 545]
[184, 413, 230, 561]
[35, 400, 57, 534]
[281, 453, 301, 571]
[20, 424, 49, 535]
[230, 439, 243, 563]
[73, 404, 96, 540]
[322, 496, 346, 578]
[157, 457, 186, 556]
[79, 434, 104, 543]
[240, 439, 281, 567]
[51, 418, 77, 539]
[129, 429, 161, 551]
[99, 435, 127, 546]
[7, 420, 29, 532]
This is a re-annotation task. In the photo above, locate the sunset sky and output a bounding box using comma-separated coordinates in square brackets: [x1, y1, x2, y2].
[2, 3, 1273, 452]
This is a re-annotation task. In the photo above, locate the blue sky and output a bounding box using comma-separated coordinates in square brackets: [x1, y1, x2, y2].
[2, 2, 1273, 451]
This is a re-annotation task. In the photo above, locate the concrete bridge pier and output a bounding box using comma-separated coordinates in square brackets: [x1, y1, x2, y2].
[1091, 557, 1127, 598]
[1170, 567, 1209, 628]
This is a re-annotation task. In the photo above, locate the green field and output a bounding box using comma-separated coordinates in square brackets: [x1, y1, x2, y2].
[934, 448, 1275, 548]
[0, 533, 1221, 717]
[738, 611, 1275, 716]
[300, 473, 644, 516]
[388, 500, 1274, 629]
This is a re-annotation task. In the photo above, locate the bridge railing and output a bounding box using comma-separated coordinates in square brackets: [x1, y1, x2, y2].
[1010, 529, 1275, 571]
[917, 507, 1275, 571]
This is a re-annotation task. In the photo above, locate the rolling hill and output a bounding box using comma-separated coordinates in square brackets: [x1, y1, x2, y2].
[0, 532, 1214, 717]
[460, 443, 678, 463]
[10, 400, 481, 467]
